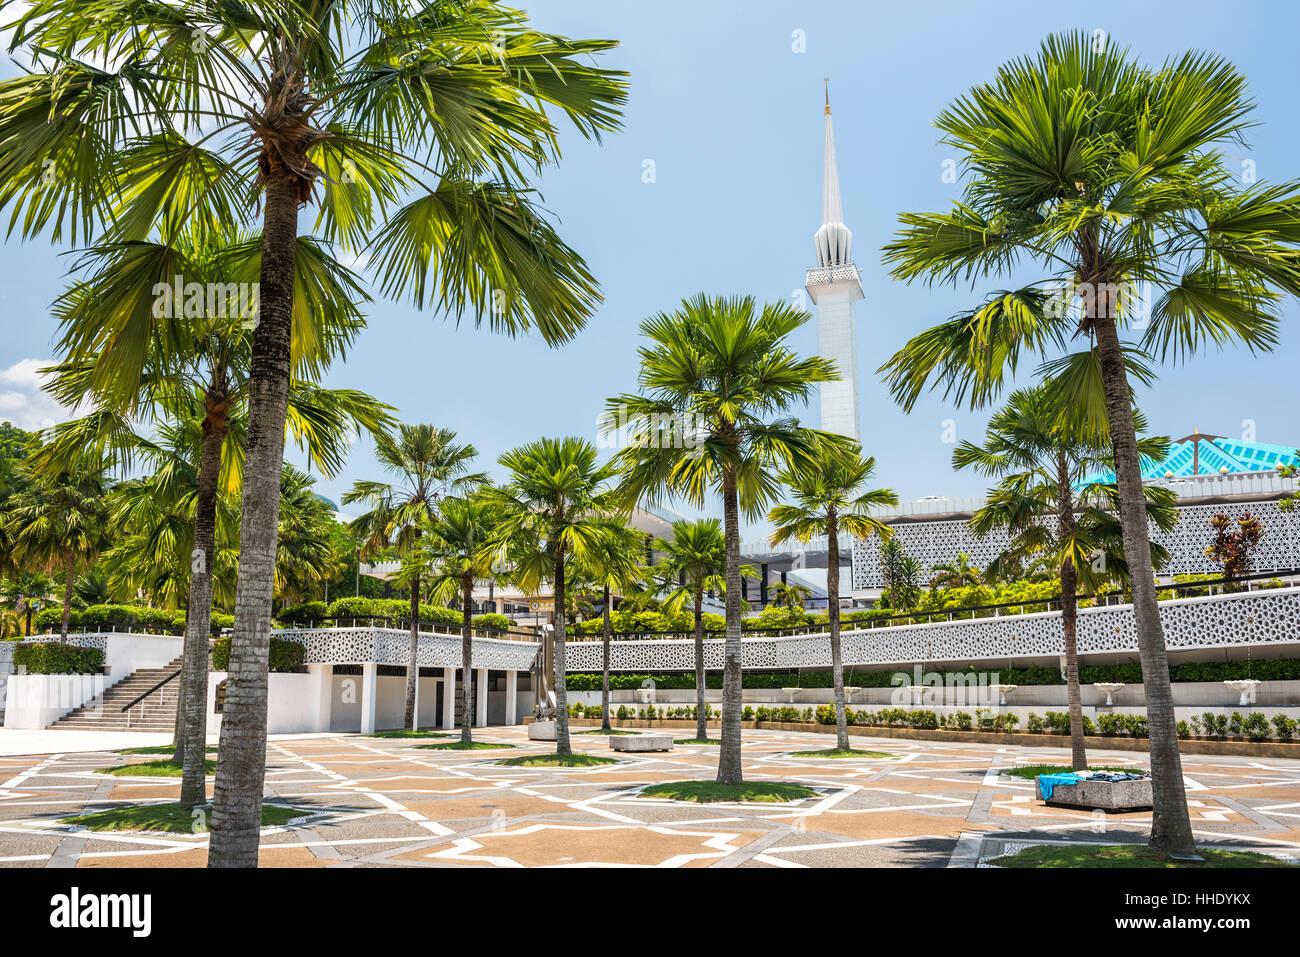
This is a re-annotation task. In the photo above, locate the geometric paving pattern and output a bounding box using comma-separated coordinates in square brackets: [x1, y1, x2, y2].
[1, 728, 1298, 867]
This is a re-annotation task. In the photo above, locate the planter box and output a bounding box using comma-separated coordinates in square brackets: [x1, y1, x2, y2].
[1037, 775, 1154, 811]
[528, 719, 557, 741]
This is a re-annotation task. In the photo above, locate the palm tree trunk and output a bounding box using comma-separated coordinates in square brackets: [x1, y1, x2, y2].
[1094, 314, 1196, 857]
[209, 170, 301, 869]
[1054, 451, 1087, 772]
[405, 573, 419, 730]
[553, 549, 571, 756]
[59, 555, 74, 640]
[694, 588, 707, 741]
[178, 400, 227, 806]
[461, 579, 473, 743]
[717, 465, 743, 784]
[600, 584, 611, 732]
[827, 513, 849, 752]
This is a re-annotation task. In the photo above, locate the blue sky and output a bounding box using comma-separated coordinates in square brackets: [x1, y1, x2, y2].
[2, 0, 1299, 540]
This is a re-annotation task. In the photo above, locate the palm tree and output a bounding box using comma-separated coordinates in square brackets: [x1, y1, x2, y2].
[571, 520, 647, 733]
[40, 295, 390, 809]
[275, 466, 344, 604]
[769, 446, 896, 751]
[412, 494, 504, 744]
[929, 553, 981, 589]
[652, 519, 750, 742]
[956, 383, 1177, 770]
[605, 294, 844, 784]
[876, 33, 1300, 855]
[879, 539, 923, 613]
[489, 438, 620, 756]
[5, 453, 111, 639]
[344, 425, 485, 731]
[0, 0, 626, 867]
[0, 573, 58, 637]
[768, 580, 812, 609]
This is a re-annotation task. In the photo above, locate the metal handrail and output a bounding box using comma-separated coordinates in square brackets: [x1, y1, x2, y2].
[120, 668, 181, 713]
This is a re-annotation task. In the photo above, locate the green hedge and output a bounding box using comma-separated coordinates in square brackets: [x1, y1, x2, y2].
[33, 604, 234, 636]
[323, 597, 461, 628]
[563, 658, 1300, 690]
[14, 642, 104, 674]
[276, 601, 329, 624]
[211, 636, 306, 673]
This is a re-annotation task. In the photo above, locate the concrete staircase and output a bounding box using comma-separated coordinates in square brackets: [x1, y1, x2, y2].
[49, 656, 185, 731]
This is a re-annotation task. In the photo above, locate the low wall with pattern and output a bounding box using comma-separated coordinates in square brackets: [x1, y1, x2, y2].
[563, 586, 1300, 673]
[852, 498, 1300, 588]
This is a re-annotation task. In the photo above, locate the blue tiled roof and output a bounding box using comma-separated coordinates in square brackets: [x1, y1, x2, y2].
[1079, 436, 1298, 486]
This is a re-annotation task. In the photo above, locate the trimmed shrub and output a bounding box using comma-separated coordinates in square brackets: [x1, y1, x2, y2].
[1243, 712, 1271, 742]
[472, 613, 513, 634]
[14, 642, 103, 674]
[277, 601, 328, 624]
[211, 636, 306, 673]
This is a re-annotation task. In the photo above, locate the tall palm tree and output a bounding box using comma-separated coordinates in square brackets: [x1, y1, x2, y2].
[0, 0, 626, 867]
[571, 519, 647, 733]
[651, 519, 749, 742]
[344, 425, 485, 731]
[605, 294, 844, 784]
[5, 453, 111, 639]
[956, 382, 1177, 770]
[40, 300, 391, 810]
[489, 437, 620, 757]
[875, 32, 1300, 855]
[769, 447, 896, 751]
[411, 494, 503, 743]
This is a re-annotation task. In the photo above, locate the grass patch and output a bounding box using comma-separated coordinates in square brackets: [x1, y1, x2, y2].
[789, 748, 896, 759]
[639, 781, 817, 804]
[674, 738, 720, 745]
[1001, 764, 1144, 781]
[495, 753, 618, 767]
[116, 746, 217, 756]
[97, 759, 216, 778]
[61, 802, 303, 834]
[415, 741, 514, 751]
[366, 729, 449, 739]
[989, 844, 1297, 869]
[576, 729, 638, 735]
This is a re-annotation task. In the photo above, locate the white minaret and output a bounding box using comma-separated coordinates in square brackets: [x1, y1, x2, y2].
[805, 81, 863, 441]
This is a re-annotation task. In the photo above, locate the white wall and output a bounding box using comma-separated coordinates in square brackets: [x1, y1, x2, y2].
[207, 670, 334, 734]
[3, 674, 106, 729]
[99, 635, 185, 679]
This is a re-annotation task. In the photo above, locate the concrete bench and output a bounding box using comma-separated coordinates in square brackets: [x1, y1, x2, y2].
[528, 720, 557, 741]
[610, 733, 674, 752]
[1037, 775, 1153, 812]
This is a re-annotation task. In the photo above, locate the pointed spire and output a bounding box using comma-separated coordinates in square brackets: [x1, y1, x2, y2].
[814, 81, 851, 267]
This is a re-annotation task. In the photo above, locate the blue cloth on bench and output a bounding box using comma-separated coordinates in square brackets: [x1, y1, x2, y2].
[1038, 773, 1080, 800]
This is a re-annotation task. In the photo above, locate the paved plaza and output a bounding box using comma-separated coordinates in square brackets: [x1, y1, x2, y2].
[1, 728, 1298, 868]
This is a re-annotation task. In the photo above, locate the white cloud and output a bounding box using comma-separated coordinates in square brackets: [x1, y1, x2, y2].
[0, 358, 73, 432]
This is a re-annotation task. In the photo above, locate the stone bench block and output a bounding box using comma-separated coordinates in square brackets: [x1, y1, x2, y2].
[610, 733, 673, 752]
[528, 720, 557, 741]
